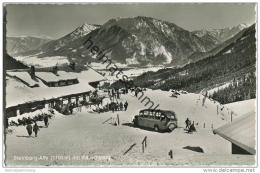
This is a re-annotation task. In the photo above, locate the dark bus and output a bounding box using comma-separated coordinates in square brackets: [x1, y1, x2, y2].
[133, 109, 178, 132]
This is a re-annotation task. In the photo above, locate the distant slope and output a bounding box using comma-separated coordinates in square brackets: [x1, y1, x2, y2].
[4, 53, 28, 70]
[130, 24, 256, 103]
[192, 24, 248, 44]
[7, 36, 51, 56]
[189, 24, 248, 62]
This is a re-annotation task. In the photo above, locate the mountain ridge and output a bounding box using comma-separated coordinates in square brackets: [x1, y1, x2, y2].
[16, 16, 222, 67]
[128, 24, 255, 99]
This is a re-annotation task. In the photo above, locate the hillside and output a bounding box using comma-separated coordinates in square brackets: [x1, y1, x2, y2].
[15, 17, 221, 67]
[188, 24, 249, 62]
[127, 24, 256, 103]
[4, 53, 28, 70]
[6, 36, 51, 56]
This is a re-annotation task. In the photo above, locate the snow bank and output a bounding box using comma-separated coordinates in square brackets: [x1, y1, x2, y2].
[99, 66, 163, 83]
[208, 82, 232, 95]
[8, 108, 53, 125]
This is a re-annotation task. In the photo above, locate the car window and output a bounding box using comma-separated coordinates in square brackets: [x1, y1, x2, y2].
[160, 114, 166, 120]
[143, 111, 149, 117]
[149, 111, 155, 118]
[155, 112, 161, 119]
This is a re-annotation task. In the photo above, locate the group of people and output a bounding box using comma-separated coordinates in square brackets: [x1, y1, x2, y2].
[25, 115, 49, 137]
[108, 88, 121, 100]
[108, 101, 128, 112]
[26, 122, 40, 137]
[185, 118, 196, 133]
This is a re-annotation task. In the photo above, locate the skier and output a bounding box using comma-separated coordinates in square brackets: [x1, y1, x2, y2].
[33, 122, 40, 137]
[26, 123, 32, 137]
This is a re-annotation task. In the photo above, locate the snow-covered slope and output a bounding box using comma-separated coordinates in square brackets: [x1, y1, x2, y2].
[6, 89, 255, 166]
[224, 99, 256, 116]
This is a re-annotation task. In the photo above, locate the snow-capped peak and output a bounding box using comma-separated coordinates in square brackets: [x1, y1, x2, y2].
[80, 23, 98, 32]
[237, 23, 249, 30]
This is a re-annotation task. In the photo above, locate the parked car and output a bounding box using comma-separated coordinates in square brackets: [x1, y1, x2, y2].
[133, 109, 178, 132]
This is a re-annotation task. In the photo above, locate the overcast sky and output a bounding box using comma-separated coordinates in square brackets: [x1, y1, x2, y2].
[5, 3, 256, 39]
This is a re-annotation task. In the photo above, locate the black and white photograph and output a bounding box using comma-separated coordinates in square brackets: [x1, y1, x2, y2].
[1, 1, 257, 169]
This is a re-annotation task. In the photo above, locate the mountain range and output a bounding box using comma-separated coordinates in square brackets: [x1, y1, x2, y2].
[6, 36, 51, 56]
[127, 24, 255, 100]
[192, 23, 248, 44]
[10, 16, 248, 67]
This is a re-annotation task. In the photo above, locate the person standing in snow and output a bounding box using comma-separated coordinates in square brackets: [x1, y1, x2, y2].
[119, 102, 123, 111]
[69, 103, 74, 114]
[43, 115, 49, 127]
[26, 123, 32, 137]
[117, 90, 120, 99]
[124, 101, 128, 111]
[33, 122, 40, 137]
[185, 118, 191, 129]
[134, 89, 138, 97]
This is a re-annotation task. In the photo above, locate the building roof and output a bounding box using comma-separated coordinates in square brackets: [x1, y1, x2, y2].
[6, 71, 38, 87]
[5, 68, 106, 108]
[35, 71, 78, 83]
[6, 77, 95, 108]
[213, 111, 256, 155]
[78, 68, 106, 83]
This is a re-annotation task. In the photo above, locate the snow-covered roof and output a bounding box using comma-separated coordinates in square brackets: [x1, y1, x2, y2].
[7, 71, 38, 87]
[6, 78, 95, 108]
[35, 71, 78, 83]
[213, 111, 256, 155]
[78, 68, 106, 83]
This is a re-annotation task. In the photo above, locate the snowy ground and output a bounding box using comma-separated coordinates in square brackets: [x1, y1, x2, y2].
[98, 66, 163, 83]
[4, 90, 255, 166]
[207, 82, 232, 96]
[224, 99, 256, 116]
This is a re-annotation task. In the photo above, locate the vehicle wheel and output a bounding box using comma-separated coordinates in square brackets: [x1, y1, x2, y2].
[168, 123, 177, 132]
[154, 125, 159, 132]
